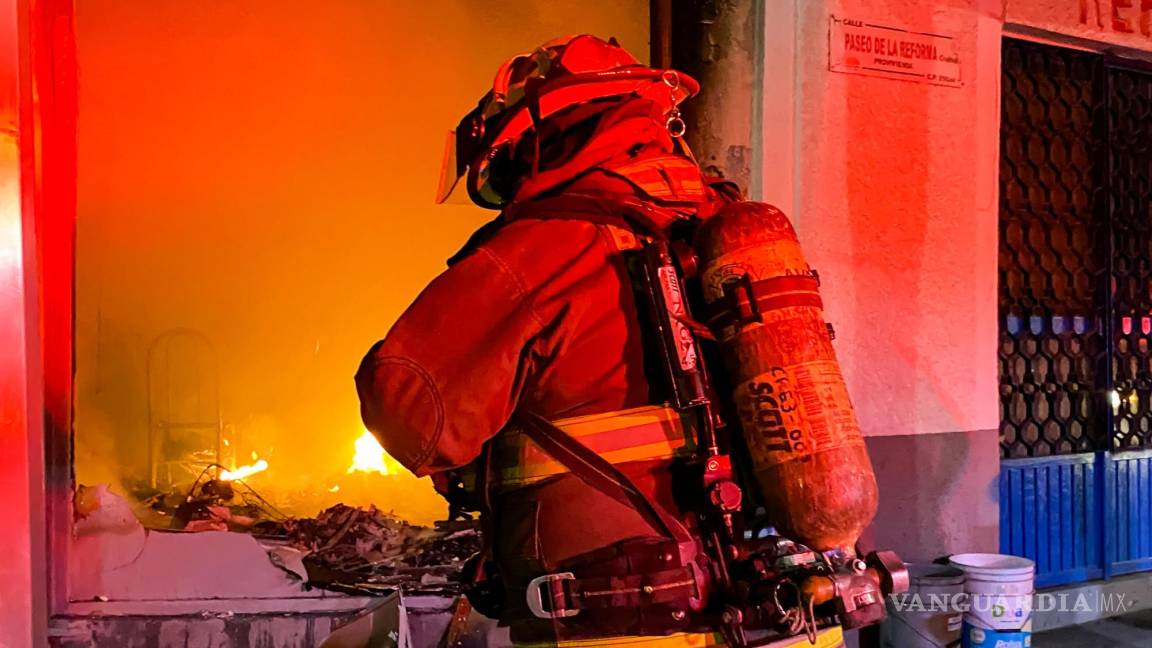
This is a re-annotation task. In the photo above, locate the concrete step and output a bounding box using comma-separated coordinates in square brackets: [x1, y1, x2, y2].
[1033, 609, 1152, 647]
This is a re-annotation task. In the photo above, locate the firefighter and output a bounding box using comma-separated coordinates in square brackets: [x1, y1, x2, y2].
[355, 35, 844, 647]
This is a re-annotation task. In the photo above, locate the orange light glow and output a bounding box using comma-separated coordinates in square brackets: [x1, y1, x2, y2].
[220, 458, 269, 481]
[72, 0, 649, 526]
[348, 430, 392, 476]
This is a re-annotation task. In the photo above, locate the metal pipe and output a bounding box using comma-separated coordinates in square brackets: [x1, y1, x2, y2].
[671, 0, 760, 193]
[650, 0, 672, 68]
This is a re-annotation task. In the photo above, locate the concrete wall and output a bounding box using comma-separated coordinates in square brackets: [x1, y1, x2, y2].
[49, 614, 348, 648]
[761, 0, 1005, 562]
[49, 595, 496, 648]
[1008, 0, 1152, 51]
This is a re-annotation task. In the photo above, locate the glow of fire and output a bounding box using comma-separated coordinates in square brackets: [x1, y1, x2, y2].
[220, 459, 269, 481]
[348, 430, 391, 475]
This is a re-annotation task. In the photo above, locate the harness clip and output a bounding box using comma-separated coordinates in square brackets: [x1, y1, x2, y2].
[526, 572, 580, 619]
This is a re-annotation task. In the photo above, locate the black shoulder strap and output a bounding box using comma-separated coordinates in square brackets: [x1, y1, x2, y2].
[511, 410, 688, 542]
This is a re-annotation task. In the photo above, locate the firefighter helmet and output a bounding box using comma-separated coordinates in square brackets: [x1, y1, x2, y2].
[436, 34, 700, 209]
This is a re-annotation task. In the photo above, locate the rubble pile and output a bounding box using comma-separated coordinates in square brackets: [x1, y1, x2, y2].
[125, 475, 482, 595]
[127, 476, 285, 532]
[259, 504, 481, 595]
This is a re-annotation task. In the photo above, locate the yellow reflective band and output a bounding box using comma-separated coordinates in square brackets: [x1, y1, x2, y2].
[515, 632, 723, 648]
[513, 626, 844, 648]
[779, 627, 845, 648]
[603, 155, 708, 203]
[492, 405, 697, 489]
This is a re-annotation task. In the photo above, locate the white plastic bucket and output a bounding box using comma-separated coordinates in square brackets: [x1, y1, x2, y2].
[949, 548, 1041, 645]
[949, 553, 1034, 648]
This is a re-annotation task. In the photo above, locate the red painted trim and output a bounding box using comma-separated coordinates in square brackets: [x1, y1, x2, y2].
[0, 0, 75, 641]
[0, 0, 48, 644]
[28, 0, 77, 612]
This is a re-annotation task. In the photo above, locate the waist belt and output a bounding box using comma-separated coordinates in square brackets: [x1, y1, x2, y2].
[490, 405, 698, 490]
[527, 566, 698, 618]
[510, 537, 706, 638]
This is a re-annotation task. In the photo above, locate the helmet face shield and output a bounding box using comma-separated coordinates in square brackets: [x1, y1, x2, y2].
[437, 100, 492, 204]
[435, 129, 462, 204]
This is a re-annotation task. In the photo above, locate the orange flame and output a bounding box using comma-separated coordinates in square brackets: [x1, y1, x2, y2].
[348, 430, 392, 475]
[220, 458, 269, 481]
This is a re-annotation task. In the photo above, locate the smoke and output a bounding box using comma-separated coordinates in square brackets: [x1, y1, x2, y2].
[72, 0, 650, 526]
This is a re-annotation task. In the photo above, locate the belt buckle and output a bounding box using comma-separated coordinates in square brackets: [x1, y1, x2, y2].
[526, 572, 579, 619]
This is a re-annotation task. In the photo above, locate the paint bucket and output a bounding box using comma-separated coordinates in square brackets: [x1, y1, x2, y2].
[949, 553, 1035, 648]
[881, 563, 966, 647]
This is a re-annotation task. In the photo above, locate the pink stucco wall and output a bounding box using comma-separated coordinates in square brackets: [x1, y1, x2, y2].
[764, 0, 1004, 440]
[759, 0, 1007, 559]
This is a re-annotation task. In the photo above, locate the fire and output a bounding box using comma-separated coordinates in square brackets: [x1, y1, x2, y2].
[220, 458, 269, 481]
[348, 430, 391, 475]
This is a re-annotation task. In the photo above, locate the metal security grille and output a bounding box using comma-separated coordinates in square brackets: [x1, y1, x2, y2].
[1108, 67, 1152, 450]
[999, 39, 1106, 458]
[1000, 38, 1152, 457]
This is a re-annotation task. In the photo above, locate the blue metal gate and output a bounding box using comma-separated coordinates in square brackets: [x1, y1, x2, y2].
[1000, 451, 1152, 588]
[999, 39, 1152, 588]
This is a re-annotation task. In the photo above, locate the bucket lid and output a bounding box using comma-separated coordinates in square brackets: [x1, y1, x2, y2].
[949, 553, 1034, 575]
[907, 563, 966, 586]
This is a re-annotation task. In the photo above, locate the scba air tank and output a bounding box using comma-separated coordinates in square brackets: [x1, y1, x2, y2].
[695, 201, 878, 554]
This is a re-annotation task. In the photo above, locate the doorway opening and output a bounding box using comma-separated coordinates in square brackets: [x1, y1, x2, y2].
[999, 36, 1152, 587]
